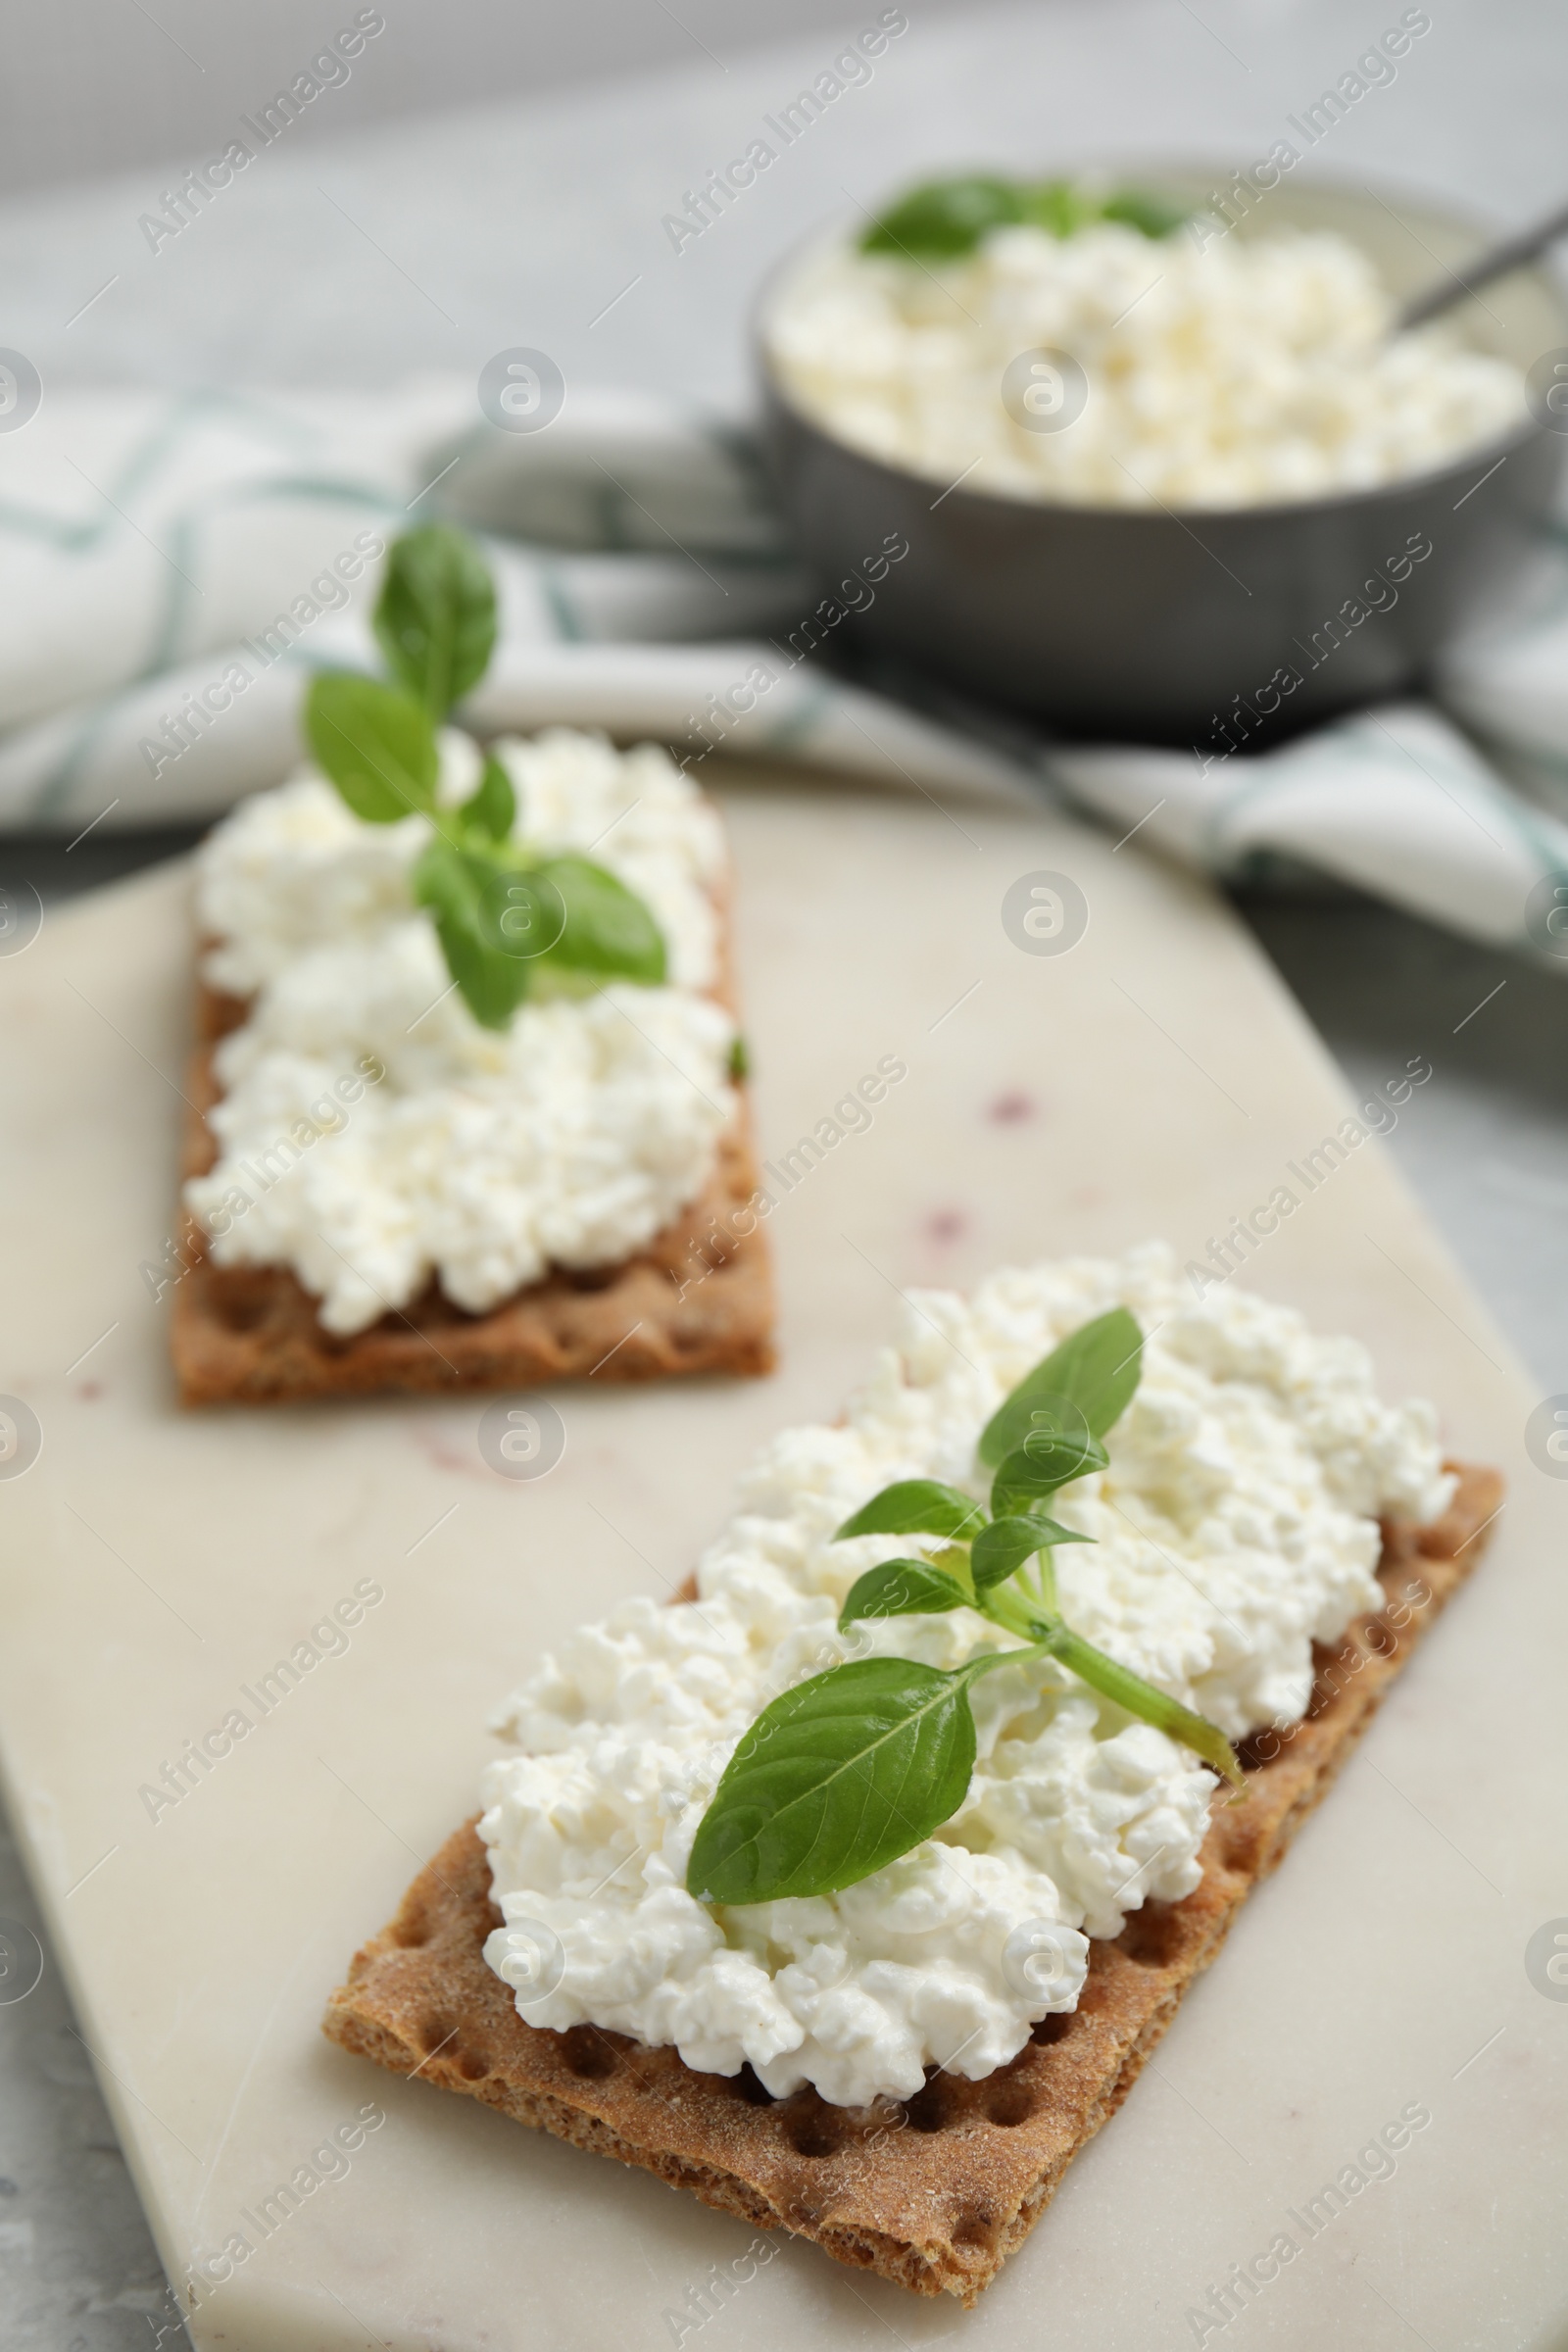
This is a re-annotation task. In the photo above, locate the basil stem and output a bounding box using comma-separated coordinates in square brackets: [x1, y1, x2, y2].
[1034, 1620, 1244, 1787]
[1034, 1544, 1057, 1615]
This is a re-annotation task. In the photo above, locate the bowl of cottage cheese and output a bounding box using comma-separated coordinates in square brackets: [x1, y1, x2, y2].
[758, 169, 1568, 747]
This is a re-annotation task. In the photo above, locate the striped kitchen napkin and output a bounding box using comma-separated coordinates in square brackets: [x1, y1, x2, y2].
[2, 376, 1566, 966]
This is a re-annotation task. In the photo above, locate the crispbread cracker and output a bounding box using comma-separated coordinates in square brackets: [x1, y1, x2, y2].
[172, 862, 773, 1405]
[321, 1461, 1501, 2304]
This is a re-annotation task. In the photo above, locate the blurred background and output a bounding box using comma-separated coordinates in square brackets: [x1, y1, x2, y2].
[1, 1, 1565, 2343]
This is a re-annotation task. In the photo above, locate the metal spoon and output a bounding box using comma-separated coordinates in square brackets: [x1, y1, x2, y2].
[1398, 193, 1568, 330]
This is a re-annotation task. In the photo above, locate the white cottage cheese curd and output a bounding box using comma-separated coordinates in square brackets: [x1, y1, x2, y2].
[481, 1244, 1451, 2105]
[188, 729, 736, 1335]
[766, 222, 1522, 509]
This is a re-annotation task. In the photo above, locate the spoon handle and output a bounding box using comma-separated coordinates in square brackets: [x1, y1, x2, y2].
[1398, 194, 1568, 331]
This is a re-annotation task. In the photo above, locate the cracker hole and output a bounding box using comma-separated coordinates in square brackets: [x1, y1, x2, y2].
[732, 2065, 777, 2107]
[457, 2048, 492, 2082]
[904, 2080, 956, 2134]
[786, 2106, 846, 2160]
[417, 2014, 455, 2057]
[390, 1909, 430, 1949]
[214, 1294, 272, 1334]
[560, 2025, 618, 2080]
[1031, 2012, 1073, 2046]
[1237, 1724, 1295, 1771]
[982, 2081, 1036, 2128]
[1114, 1901, 1181, 1969]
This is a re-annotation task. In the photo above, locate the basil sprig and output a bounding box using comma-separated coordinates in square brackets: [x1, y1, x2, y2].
[304, 523, 665, 1030]
[686, 1306, 1242, 1909]
[859, 173, 1191, 260]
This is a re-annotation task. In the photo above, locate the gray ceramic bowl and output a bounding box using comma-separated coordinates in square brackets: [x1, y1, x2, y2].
[758, 172, 1568, 750]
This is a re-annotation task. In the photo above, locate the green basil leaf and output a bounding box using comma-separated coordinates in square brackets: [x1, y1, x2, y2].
[531, 854, 666, 987]
[970, 1512, 1095, 1592]
[305, 673, 438, 822]
[460, 752, 516, 842]
[979, 1306, 1144, 1465]
[1019, 177, 1099, 238]
[838, 1558, 971, 1627]
[727, 1034, 750, 1082]
[413, 841, 564, 1030]
[989, 1433, 1107, 1520]
[1045, 1624, 1243, 1787]
[411, 842, 521, 1030]
[859, 173, 1023, 258]
[834, 1480, 987, 1544]
[858, 175, 1189, 261]
[1100, 186, 1192, 239]
[372, 522, 497, 717]
[686, 1656, 980, 1903]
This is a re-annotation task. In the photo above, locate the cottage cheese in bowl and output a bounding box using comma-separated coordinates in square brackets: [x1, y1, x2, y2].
[480, 1244, 1452, 2107]
[765, 215, 1524, 510]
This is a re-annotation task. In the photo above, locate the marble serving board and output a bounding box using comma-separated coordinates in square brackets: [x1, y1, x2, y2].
[0, 766, 1562, 2352]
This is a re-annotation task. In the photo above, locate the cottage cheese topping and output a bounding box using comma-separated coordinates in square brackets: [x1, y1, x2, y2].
[481, 1245, 1452, 2105]
[766, 223, 1523, 509]
[188, 729, 736, 1335]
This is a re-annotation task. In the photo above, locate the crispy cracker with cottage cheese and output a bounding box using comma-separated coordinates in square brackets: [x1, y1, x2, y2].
[323, 1245, 1500, 2300]
[172, 728, 773, 1403]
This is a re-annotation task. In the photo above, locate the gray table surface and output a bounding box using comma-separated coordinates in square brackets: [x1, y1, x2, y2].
[3, 2, 1566, 2343]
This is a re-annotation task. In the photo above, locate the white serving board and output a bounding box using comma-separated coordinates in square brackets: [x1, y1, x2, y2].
[0, 768, 1563, 2352]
